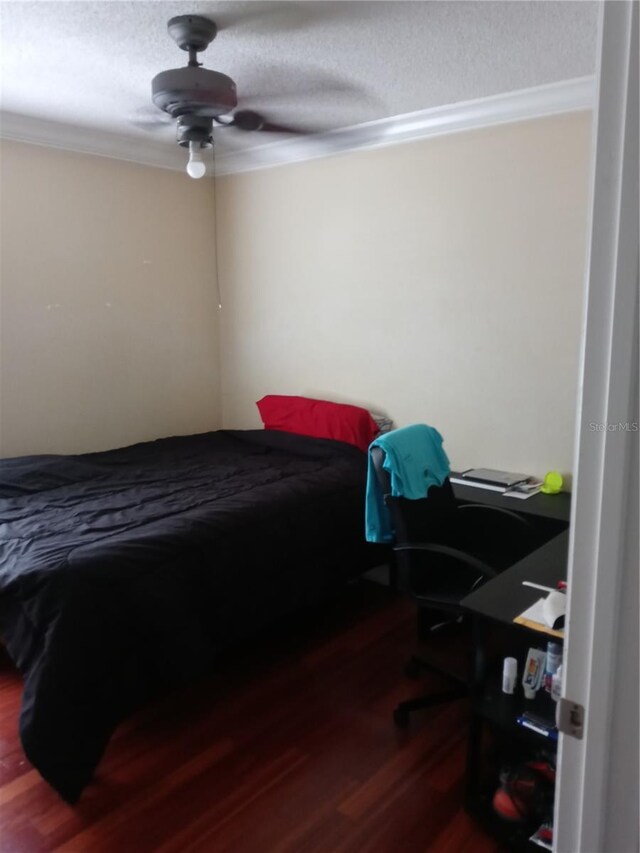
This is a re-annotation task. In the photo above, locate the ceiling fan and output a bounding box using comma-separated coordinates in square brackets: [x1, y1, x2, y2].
[150, 14, 311, 178]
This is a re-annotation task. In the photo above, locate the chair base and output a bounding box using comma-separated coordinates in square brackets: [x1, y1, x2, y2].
[393, 653, 468, 728]
[417, 608, 465, 641]
[393, 684, 467, 728]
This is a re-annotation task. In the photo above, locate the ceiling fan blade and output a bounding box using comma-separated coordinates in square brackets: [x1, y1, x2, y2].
[130, 106, 173, 132]
[213, 0, 378, 36]
[239, 66, 376, 107]
[256, 120, 314, 136]
[222, 109, 317, 136]
[213, 2, 314, 34]
[131, 119, 171, 132]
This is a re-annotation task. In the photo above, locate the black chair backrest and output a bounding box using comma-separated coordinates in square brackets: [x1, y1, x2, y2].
[370, 445, 457, 548]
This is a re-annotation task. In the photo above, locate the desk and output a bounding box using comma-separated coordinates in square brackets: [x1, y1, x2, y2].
[462, 530, 569, 627]
[383, 480, 570, 589]
[461, 517, 570, 850]
[452, 480, 572, 525]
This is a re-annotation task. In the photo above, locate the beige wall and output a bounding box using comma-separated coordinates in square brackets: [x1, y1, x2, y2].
[0, 140, 220, 457]
[0, 114, 592, 474]
[217, 113, 591, 479]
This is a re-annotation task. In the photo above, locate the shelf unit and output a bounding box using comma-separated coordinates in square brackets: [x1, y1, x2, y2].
[466, 795, 553, 852]
[460, 525, 570, 850]
[477, 674, 558, 742]
[465, 621, 562, 852]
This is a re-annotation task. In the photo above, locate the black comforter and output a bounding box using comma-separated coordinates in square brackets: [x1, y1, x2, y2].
[0, 429, 378, 801]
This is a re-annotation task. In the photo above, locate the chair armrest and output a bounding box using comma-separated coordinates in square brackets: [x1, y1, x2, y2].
[394, 543, 498, 580]
[456, 503, 534, 529]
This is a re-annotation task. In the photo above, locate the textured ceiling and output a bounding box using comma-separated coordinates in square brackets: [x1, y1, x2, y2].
[0, 1, 599, 156]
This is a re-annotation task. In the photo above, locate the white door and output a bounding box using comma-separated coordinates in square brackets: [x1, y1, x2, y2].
[554, 2, 639, 852]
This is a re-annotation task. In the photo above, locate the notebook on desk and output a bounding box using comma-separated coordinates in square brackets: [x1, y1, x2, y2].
[459, 468, 529, 488]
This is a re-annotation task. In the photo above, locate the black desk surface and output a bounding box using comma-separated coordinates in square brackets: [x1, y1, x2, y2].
[452, 480, 571, 523]
[461, 530, 569, 627]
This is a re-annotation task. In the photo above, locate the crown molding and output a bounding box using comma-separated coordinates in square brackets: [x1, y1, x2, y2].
[0, 76, 595, 177]
[214, 76, 596, 175]
[0, 111, 185, 171]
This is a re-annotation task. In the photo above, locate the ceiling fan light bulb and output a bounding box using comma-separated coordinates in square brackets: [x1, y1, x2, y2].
[186, 160, 206, 179]
[186, 141, 207, 179]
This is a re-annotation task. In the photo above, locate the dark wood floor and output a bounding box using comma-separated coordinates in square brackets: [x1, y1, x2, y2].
[0, 581, 502, 853]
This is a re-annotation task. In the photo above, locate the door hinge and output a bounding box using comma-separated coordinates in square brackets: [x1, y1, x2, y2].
[556, 698, 585, 739]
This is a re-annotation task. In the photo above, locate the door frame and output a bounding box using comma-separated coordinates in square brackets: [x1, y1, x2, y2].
[554, 2, 639, 851]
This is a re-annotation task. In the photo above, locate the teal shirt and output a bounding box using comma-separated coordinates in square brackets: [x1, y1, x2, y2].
[365, 424, 450, 544]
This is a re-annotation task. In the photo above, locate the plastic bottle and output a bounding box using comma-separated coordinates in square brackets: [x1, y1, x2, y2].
[544, 642, 563, 693]
[522, 648, 546, 699]
[502, 657, 517, 694]
[551, 664, 563, 702]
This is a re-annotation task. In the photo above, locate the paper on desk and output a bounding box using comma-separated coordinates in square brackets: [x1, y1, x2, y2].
[503, 485, 543, 499]
[514, 598, 564, 638]
[520, 598, 546, 623]
[503, 479, 543, 499]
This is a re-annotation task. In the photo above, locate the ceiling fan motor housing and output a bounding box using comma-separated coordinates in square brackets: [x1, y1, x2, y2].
[152, 66, 238, 118]
[176, 115, 213, 148]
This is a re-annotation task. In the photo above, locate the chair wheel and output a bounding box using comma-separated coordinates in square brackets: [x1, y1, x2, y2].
[393, 707, 410, 728]
[404, 659, 422, 679]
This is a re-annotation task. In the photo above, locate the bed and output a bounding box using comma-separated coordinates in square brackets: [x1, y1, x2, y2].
[0, 427, 384, 802]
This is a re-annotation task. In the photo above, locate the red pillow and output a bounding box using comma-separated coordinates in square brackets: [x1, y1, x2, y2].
[256, 395, 378, 452]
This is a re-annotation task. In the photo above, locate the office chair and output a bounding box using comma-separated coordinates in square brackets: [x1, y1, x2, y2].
[370, 447, 534, 727]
